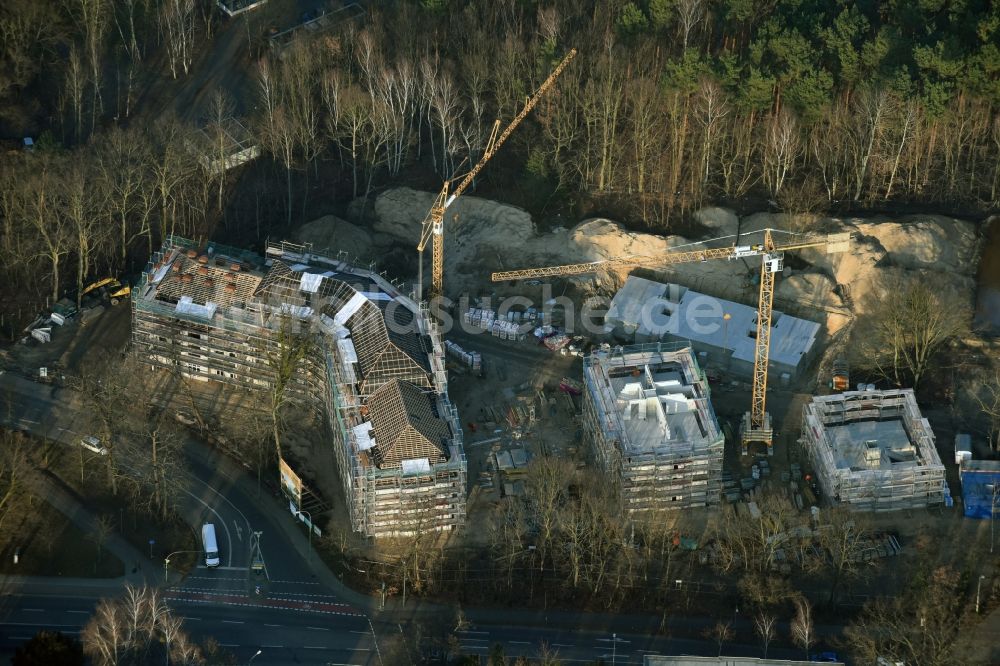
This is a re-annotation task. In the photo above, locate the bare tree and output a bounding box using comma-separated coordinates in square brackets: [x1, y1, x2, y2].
[203, 90, 235, 212]
[704, 620, 733, 657]
[160, 0, 197, 79]
[862, 280, 970, 390]
[82, 584, 205, 665]
[845, 566, 964, 666]
[63, 45, 87, 142]
[763, 108, 801, 197]
[814, 508, 873, 607]
[790, 596, 815, 659]
[695, 78, 729, 189]
[971, 367, 1000, 452]
[263, 314, 315, 461]
[0, 433, 29, 531]
[754, 611, 777, 658]
[675, 0, 704, 50]
[89, 514, 114, 567]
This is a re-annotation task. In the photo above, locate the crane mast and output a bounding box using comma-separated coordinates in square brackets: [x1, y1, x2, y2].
[743, 229, 780, 454]
[416, 48, 577, 300]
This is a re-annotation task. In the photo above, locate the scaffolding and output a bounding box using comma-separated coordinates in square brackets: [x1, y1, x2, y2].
[583, 342, 725, 512]
[802, 389, 946, 511]
[132, 236, 467, 537]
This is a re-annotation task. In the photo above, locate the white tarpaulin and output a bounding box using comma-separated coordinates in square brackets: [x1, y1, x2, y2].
[401, 458, 432, 475]
[352, 422, 376, 451]
[318, 314, 351, 338]
[333, 292, 367, 326]
[299, 272, 324, 293]
[337, 338, 358, 384]
[176, 296, 218, 319]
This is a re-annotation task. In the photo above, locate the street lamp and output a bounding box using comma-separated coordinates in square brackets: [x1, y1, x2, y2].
[164, 550, 202, 584]
[248, 648, 262, 665]
[977, 575, 986, 614]
[294, 509, 313, 567]
[722, 312, 731, 354]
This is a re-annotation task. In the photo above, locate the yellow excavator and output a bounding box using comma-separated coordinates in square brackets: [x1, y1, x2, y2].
[80, 277, 131, 305]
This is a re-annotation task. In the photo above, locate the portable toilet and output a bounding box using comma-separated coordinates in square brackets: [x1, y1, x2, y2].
[954, 433, 972, 466]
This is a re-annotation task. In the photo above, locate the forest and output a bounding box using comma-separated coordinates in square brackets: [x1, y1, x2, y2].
[1, 0, 998, 325]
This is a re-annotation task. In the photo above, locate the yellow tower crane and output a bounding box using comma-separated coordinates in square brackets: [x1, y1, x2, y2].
[492, 228, 852, 454]
[416, 48, 577, 301]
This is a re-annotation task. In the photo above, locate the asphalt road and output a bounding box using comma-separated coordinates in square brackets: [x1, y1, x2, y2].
[0, 368, 846, 663]
[0, 592, 376, 665]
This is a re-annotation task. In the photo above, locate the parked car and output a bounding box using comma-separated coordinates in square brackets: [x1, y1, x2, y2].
[79, 435, 109, 456]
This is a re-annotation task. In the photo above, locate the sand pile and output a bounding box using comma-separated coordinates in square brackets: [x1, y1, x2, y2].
[299, 189, 982, 339]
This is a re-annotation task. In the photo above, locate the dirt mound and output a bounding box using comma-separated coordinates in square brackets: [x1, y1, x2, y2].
[371, 187, 535, 249]
[336, 192, 982, 334]
[295, 215, 373, 261]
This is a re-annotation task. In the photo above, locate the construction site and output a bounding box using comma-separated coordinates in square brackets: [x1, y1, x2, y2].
[801, 388, 947, 511]
[131, 235, 466, 538]
[582, 343, 724, 512]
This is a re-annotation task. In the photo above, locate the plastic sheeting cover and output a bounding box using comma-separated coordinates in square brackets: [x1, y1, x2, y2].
[176, 296, 218, 319]
[352, 421, 376, 451]
[333, 292, 367, 326]
[401, 458, 432, 475]
[299, 272, 324, 293]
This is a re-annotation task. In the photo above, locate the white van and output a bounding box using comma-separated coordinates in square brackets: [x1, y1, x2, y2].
[80, 435, 109, 456]
[201, 523, 220, 567]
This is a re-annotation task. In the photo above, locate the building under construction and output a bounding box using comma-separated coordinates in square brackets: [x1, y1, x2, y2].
[132, 236, 466, 537]
[802, 389, 946, 511]
[582, 343, 724, 512]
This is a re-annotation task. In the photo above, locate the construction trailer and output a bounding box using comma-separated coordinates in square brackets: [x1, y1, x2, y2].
[132, 236, 466, 538]
[582, 343, 724, 512]
[801, 389, 946, 511]
[960, 460, 1000, 519]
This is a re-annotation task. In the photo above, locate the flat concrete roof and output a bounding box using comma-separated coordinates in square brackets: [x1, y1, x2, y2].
[606, 276, 818, 369]
[610, 367, 703, 453]
[827, 419, 916, 470]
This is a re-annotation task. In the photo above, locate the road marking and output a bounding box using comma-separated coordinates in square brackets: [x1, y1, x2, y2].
[222, 620, 244, 624]
[11, 636, 30, 640]
[219, 643, 239, 647]
[270, 579, 320, 585]
[187, 576, 246, 582]
[2, 623, 77, 627]
[178, 486, 233, 567]
[263, 623, 281, 628]
[262, 645, 284, 649]
[307, 626, 329, 631]
[509, 641, 531, 645]
[183, 617, 202, 621]
[304, 646, 328, 650]
[195, 565, 249, 571]
[350, 630, 369, 634]
[233, 521, 243, 541]
[66, 610, 90, 615]
[552, 643, 575, 648]
[458, 630, 489, 635]
[22, 609, 44, 612]
[460, 638, 489, 643]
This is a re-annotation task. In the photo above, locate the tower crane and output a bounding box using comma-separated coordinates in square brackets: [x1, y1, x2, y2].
[416, 48, 577, 301]
[492, 228, 852, 454]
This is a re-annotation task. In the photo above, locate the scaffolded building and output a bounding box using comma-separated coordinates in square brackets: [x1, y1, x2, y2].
[582, 343, 724, 512]
[132, 236, 466, 537]
[802, 389, 946, 511]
